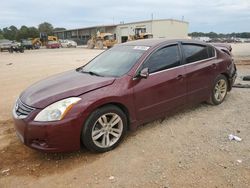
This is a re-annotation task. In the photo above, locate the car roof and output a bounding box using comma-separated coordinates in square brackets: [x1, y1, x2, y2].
[0, 39, 11, 43]
[118, 38, 209, 47]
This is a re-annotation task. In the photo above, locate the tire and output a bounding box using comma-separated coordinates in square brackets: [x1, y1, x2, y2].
[208, 74, 228, 105]
[96, 40, 104, 49]
[87, 40, 95, 49]
[82, 105, 127, 153]
[9, 48, 13, 53]
[243, 76, 250, 81]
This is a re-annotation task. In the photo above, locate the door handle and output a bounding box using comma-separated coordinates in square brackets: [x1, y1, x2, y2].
[211, 63, 217, 69]
[176, 75, 184, 80]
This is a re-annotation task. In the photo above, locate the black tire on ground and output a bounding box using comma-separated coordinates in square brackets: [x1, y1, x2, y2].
[96, 40, 104, 49]
[208, 74, 228, 105]
[8, 48, 13, 53]
[243, 76, 250, 81]
[87, 40, 95, 49]
[82, 105, 127, 153]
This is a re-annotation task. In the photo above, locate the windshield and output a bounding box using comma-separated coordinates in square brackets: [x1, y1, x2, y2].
[79, 45, 148, 77]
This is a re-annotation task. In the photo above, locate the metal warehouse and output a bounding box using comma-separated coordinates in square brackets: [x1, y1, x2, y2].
[54, 19, 189, 44]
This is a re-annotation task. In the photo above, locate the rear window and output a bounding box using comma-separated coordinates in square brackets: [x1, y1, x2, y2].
[207, 45, 215, 58]
[182, 44, 210, 64]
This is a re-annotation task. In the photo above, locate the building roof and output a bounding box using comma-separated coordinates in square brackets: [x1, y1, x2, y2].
[54, 18, 189, 33]
[117, 18, 189, 26]
[54, 24, 117, 33]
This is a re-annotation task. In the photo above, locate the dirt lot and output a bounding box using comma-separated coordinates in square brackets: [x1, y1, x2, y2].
[0, 44, 250, 188]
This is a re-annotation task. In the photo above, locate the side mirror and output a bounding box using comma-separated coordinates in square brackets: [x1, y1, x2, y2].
[139, 68, 149, 79]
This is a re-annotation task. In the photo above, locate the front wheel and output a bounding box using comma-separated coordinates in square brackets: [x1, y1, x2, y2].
[208, 74, 228, 105]
[87, 40, 94, 49]
[82, 105, 127, 152]
[96, 40, 104, 49]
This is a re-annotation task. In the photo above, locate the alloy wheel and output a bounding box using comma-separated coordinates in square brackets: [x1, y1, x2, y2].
[91, 113, 123, 148]
[214, 79, 227, 102]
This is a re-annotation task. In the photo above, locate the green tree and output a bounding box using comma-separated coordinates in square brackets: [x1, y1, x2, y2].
[17, 25, 29, 40]
[28, 27, 39, 38]
[0, 29, 4, 39]
[53, 27, 66, 32]
[38, 22, 54, 35]
[2, 25, 18, 40]
[16, 26, 39, 40]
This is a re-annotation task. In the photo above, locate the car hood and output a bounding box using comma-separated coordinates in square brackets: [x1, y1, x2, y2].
[20, 70, 115, 108]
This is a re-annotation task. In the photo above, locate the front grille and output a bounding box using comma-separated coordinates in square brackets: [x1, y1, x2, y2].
[14, 99, 35, 118]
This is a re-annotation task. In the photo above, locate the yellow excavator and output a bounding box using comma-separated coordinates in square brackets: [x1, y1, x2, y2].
[48, 36, 58, 42]
[32, 36, 58, 47]
[32, 38, 42, 47]
[128, 28, 153, 41]
[87, 32, 117, 49]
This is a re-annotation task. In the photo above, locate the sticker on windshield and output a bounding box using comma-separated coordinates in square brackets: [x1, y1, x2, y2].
[133, 46, 150, 51]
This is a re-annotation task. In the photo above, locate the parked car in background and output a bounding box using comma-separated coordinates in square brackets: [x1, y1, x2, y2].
[0, 39, 12, 52]
[9, 41, 24, 53]
[46, 41, 60, 49]
[59, 39, 77, 48]
[13, 39, 237, 153]
[21, 39, 33, 50]
[0, 40, 24, 53]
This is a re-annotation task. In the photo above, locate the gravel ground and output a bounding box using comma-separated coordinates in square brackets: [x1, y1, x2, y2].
[0, 45, 250, 188]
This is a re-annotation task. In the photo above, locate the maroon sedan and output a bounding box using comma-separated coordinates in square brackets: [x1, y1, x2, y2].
[13, 39, 237, 153]
[46, 41, 60, 49]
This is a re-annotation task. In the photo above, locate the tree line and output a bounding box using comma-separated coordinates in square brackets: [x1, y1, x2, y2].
[0, 22, 66, 41]
[189, 32, 250, 39]
[1, 22, 249, 40]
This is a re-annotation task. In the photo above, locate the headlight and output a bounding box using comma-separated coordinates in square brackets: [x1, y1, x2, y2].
[34, 97, 81, 122]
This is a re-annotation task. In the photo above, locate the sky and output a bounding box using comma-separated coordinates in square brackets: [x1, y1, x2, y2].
[1, 0, 250, 33]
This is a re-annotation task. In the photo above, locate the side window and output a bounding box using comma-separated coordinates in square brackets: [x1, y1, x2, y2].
[143, 45, 181, 74]
[207, 45, 215, 58]
[182, 44, 209, 64]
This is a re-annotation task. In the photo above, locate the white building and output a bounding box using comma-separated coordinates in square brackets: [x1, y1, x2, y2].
[54, 19, 189, 45]
[116, 19, 189, 43]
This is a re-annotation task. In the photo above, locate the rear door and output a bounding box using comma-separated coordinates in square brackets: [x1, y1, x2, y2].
[133, 44, 187, 121]
[181, 43, 217, 105]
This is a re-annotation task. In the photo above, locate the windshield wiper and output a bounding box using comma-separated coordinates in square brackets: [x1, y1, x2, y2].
[80, 70, 103, 77]
[88, 71, 103, 77]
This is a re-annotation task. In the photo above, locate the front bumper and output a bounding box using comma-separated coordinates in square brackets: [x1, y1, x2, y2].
[13, 111, 84, 153]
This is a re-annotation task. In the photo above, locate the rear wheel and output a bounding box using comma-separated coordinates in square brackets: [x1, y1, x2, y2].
[208, 74, 228, 105]
[87, 40, 95, 49]
[82, 105, 127, 152]
[8, 48, 13, 53]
